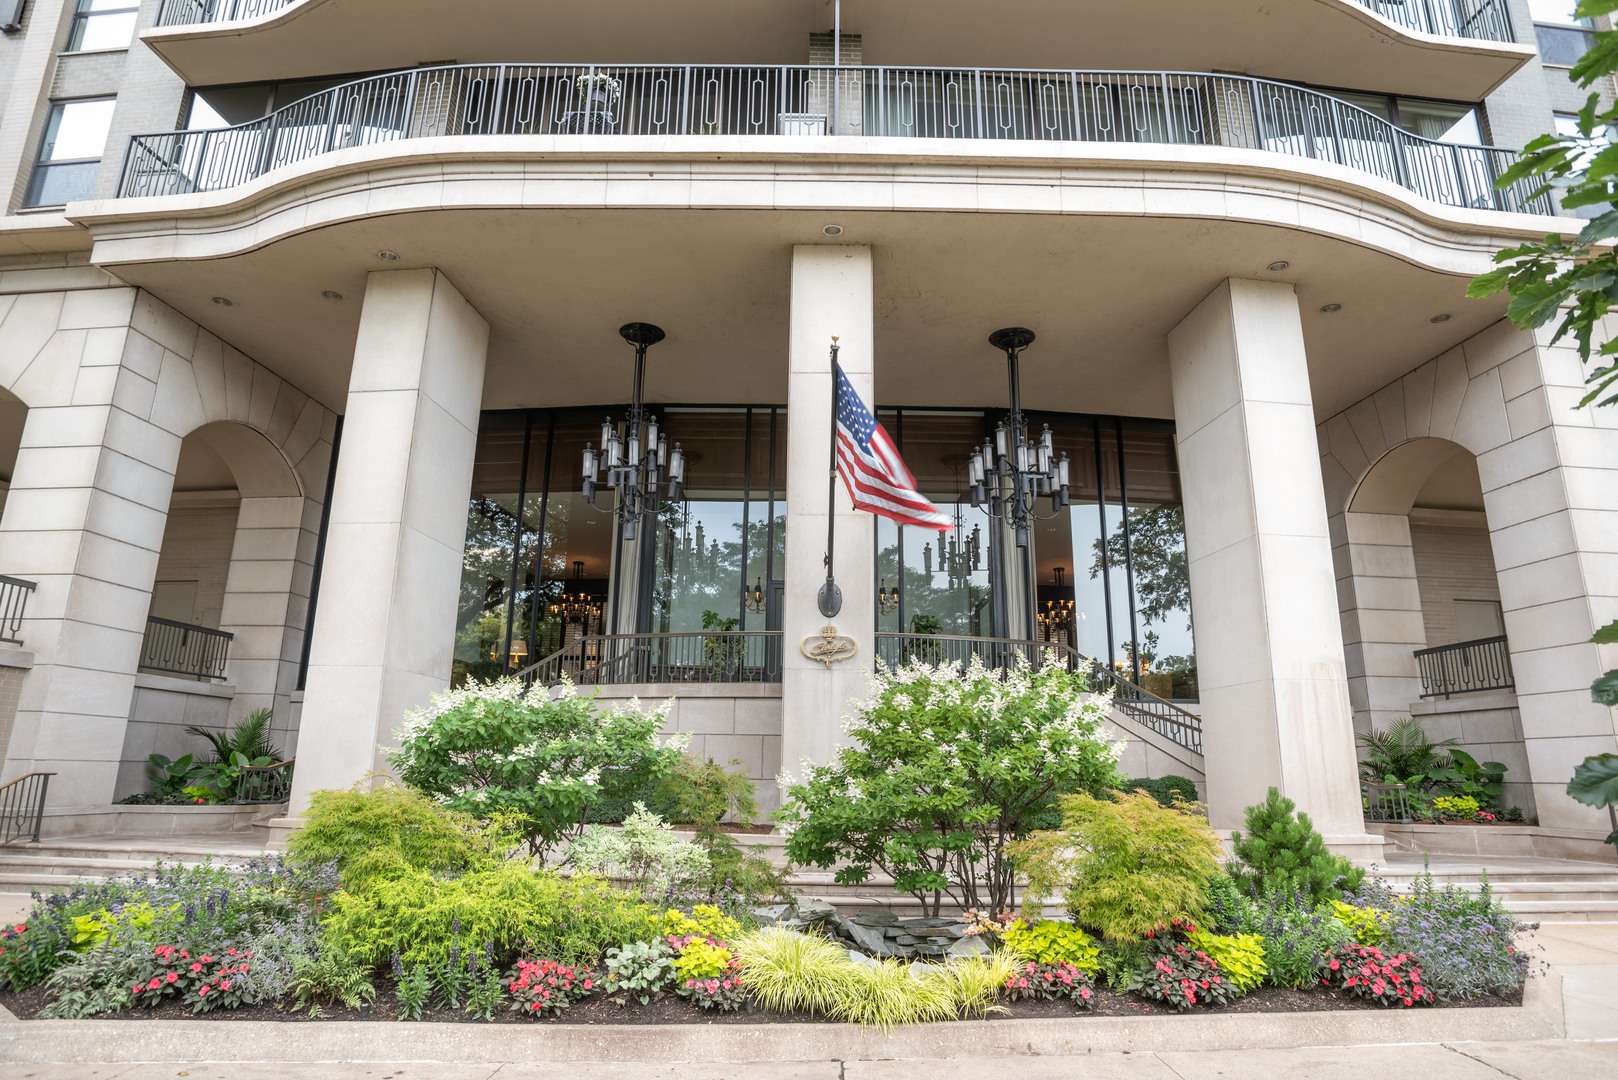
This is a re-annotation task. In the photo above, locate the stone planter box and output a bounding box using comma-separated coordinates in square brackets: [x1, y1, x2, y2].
[1370, 821, 1616, 863]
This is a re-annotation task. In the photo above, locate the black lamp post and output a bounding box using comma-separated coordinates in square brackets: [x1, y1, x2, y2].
[967, 328, 1071, 547]
[582, 322, 686, 541]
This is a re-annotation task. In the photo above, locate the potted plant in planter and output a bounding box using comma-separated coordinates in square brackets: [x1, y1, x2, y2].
[565, 72, 622, 134]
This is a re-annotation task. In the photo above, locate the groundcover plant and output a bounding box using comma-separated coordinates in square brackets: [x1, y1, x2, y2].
[0, 676, 1529, 1024]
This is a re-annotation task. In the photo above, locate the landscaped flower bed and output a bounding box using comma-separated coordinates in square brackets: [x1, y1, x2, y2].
[0, 664, 1533, 1027]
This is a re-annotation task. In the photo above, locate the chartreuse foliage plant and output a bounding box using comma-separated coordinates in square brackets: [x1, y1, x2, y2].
[1186, 930, 1266, 994]
[732, 927, 853, 1016]
[1330, 899, 1390, 946]
[780, 656, 1123, 917]
[1228, 788, 1365, 904]
[1000, 920, 1100, 972]
[322, 863, 659, 968]
[1013, 791, 1222, 940]
[285, 783, 503, 892]
[660, 904, 741, 942]
[389, 676, 687, 856]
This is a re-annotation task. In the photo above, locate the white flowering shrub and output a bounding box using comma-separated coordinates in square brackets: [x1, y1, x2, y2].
[778, 656, 1124, 917]
[565, 803, 711, 902]
[389, 677, 687, 856]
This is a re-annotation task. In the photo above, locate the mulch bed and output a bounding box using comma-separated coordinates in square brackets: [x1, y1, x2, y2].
[0, 982, 1523, 1025]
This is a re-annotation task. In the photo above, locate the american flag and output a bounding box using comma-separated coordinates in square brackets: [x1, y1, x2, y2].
[834, 364, 952, 531]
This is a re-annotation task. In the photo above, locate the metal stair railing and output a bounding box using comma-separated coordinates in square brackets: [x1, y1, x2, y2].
[0, 772, 54, 846]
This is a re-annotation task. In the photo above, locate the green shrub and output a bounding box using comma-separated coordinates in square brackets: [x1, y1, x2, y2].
[565, 804, 710, 901]
[1427, 751, 1508, 810]
[1432, 795, 1481, 821]
[1381, 866, 1525, 1001]
[660, 904, 742, 942]
[323, 863, 659, 968]
[1186, 930, 1266, 993]
[1329, 899, 1389, 946]
[1124, 775, 1199, 807]
[289, 947, 377, 1016]
[186, 707, 283, 801]
[671, 938, 735, 983]
[780, 656, 1123, 916]
[1357, 716, 1457, 787]
[389, 677, 686, 856]
[1000, 920, 1100, 972]
[1013, 791, 1223, 940]
[1228, 788, 1365, 904]
[1223, 887, 1351, 989]
[285, 784, 502, 892]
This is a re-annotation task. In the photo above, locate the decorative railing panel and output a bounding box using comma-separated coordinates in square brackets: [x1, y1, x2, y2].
[1362, 781, 1414, 823]
[1414, 634, 1514, 698]
[140, 616, 234, 681]
[872, 632, 1203, 756]
[236, 758, 294, 803]
[519, 631, 783, 688]
[0, 772, 53, 846]
[155, 0, 293, 26]
[1353, 0, 1514, 42]
[120, 64, 1553, 216]
[0, 575, 36, 647]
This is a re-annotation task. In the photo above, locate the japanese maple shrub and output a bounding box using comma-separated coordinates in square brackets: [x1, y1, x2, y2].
[779, 655, 1123, 917]
[390, 676, 687, 856]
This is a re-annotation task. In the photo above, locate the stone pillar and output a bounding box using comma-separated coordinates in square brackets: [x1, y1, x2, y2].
[779, 245, 876, 782]
[1168, 278, 1380, 857]
[1480, 333, 1618, 830]
[0, 289, 183, 808]
[1332, 511, 1427, 735]
[289, 269, 488, 811]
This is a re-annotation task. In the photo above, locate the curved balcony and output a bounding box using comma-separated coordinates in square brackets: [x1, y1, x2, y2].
[118, 64, 1554, 217]
[141, 2, 1534, 103]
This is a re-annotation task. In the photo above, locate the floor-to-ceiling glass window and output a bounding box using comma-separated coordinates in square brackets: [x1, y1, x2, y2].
[453, 406, 784, 685]
[873, 409, 1196, 700]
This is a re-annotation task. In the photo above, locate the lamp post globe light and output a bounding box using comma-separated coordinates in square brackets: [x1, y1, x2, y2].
[967, 328, 1071, 548]
[582, 322, 687, 541]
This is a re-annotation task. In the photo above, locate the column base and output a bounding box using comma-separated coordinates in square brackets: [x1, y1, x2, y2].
[1321, 832, 1388, 865]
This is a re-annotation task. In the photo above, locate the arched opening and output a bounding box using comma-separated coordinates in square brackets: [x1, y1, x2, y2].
[119, 421, 310, 800]
[0, 385, 27, 522]
[1345, 437, 1527, 814]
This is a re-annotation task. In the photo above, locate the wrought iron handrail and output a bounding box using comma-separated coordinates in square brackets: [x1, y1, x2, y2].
[872, 632, 1203, 756]
[1362, 780, 1414, 823]
[1414, 634, 1514, 698]
[0, 575, 36, 646]
[155, 0, 292, 26]
[516, 630, 783, 688]
[1352, 0, 1514, 41]
[153, 0, 1516, 42]
[119, 63, 1552, 216]
[236, 757, 294, 804]
[139, 616, 234, 681]
[0, 772, 54, 846]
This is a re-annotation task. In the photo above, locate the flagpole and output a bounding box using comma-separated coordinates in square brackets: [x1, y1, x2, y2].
[819, 337, 843, 618]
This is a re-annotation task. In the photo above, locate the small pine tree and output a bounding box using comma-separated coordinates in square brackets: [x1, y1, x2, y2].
[1228, 787, 1365, 904]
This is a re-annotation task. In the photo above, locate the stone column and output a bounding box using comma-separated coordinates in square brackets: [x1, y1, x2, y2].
[779, 245, 876, 782]
[1168, 278, 1380, 857]
[289, 269, 488, 811]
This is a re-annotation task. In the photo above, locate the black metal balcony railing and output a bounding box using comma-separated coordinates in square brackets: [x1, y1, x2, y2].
[873, 632, 1204, 756]
[1414, 634, 1514, 698]
[1361, 780, 1414, 823]
[0, 575, 36, 647]
[119, 64, 1554, 216]
[140, 616, 234, 681]
[1355, 0, 1514, 42]
[518, 630, 784, 688]
[236, 757, 295, 803]
[0, 772, 54, 846]
[155, 0, 291, 25]
[152, 0, 1517, 42]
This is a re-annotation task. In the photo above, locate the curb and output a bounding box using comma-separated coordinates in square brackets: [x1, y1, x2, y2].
[0, 969, 1564, 1064]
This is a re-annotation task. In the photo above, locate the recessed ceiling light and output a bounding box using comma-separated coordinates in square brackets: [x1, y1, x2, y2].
[211, 296, 233, 307]
[1319, 303, 1342, 313]
[1430, 313, 1452, 323]
[321, 290, 343, 301]
[822, 224, 844, 236]
[1266, 260, 1290, 272]
[377, 250, 400, 262]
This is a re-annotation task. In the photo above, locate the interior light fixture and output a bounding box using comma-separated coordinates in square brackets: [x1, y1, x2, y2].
[1320, 303, 1343, 313]
[1266, 260, 1290, 272]
[376, 250, 400, 262]
[211, 296, 233, 307]
[321, 290, 343, 301]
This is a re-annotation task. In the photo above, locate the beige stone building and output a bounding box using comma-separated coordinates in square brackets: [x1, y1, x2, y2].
[0, 0, 1613, 853]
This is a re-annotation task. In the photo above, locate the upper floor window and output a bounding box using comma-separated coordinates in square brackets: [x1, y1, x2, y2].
[1332, 91, 1484, 144]
[67, 0, 138, 51]
[1530, 0, 1597, 66]
[24, 97, 115, 207]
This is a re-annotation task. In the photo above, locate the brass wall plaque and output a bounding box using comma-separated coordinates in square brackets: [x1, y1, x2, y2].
[802, 625, 857, 667]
